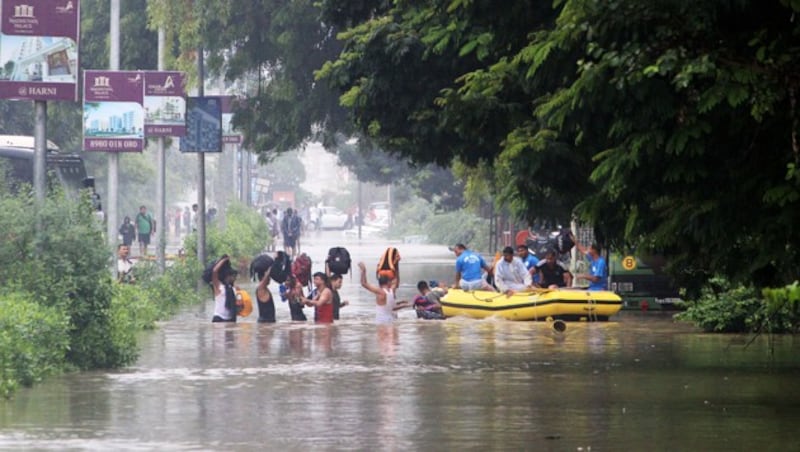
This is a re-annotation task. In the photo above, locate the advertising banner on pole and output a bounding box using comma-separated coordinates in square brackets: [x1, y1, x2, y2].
[181, 96, 222, 153]
[221, 95, 242, 144]
[0, 0, 80, 101]
[83, 70, 145, 152]
[144, 71, 186, 137]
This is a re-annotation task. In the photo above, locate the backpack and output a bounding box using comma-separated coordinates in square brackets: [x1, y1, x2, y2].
[202, 257, 232, 285]
[271, 251, 292, 283]
[555, 228, 575, 254]
[327, 247, 351, 275]
[249, 254, 275, 282]
[377, 247, 400, 279]
[292, 253, 313, 287]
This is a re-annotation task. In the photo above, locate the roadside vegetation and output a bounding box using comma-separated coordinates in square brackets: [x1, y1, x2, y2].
[0, 188, 267, 398]
[677, 278, 800, 334]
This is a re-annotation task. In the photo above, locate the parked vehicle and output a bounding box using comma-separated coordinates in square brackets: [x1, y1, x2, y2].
[315, 205, 352, 230]
[0, 135, 88, 196]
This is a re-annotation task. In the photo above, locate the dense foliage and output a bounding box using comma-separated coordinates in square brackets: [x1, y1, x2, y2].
[0, 185, 207, 398]
[677, 278, 800, 334]
[0, 295, 69, 398]
[152, 0, 800, 290]
[318, 0, 800, 292]
[182, 201, 270, 272]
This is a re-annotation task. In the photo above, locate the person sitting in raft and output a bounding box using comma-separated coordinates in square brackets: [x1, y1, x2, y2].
[534, 249, 573, 289]
[493, 246, 531, 295]
[414, 280, 446, 320]
[572, 235, 608, 290]
[451, 243, 494, 291]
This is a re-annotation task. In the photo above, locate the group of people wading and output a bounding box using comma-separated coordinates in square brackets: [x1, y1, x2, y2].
[208, 230, 606, 324]
[208, 246, 412, 325]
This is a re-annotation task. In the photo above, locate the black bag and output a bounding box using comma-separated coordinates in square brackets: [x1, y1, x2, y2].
[249, 254, 275, 282]
[556, 228, 575, 254]
[271, 251, 292, 283]
[327, 247, 351, 275]
[202, 257, 232, 285]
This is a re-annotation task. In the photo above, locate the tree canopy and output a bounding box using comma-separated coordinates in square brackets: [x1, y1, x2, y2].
[316, 0, 800, 288]
[152, 0, 800, 288]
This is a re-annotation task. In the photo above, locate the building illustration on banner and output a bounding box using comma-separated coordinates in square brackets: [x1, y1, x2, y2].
[0, 35, 77, 82]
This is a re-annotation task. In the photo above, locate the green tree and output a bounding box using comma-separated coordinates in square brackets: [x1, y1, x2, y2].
[319, 0, 800, 290]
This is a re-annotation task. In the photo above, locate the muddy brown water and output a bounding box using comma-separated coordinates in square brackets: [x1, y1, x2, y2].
[2, 231, 799, 450]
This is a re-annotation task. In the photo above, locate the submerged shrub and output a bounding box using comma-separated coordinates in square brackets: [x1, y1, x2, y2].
[676, 277, 800, 333]
[0, 294, 69, 398]
[183, 201, 270, 266]
[0, 189, 137, 370]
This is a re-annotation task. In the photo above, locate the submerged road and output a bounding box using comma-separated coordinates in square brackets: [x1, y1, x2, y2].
[2, 230, 800, 450]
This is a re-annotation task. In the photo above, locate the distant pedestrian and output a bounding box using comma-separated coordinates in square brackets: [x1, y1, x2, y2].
[281, 208, 302, 258]
[118, 216, 135, 247]
[183, 207, 191, 234]
[192, 204, 199, 232]
[173, 207, 182, 237]
[135, 205, 155, 256]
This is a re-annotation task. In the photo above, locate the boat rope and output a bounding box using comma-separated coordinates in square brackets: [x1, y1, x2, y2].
[469, 291, 506, 303]
[587, 297, 598, 322]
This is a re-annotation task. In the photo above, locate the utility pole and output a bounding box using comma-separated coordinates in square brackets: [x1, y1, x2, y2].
[33, 102, 46, 204]
[107, 0, 120, 248]
[156, 27, 167, 273]
[197, 47, 207, 265]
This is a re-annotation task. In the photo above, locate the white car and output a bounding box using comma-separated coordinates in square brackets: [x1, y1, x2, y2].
[316, 206, 352, 230]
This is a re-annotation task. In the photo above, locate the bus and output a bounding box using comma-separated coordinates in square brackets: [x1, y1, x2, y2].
[608, 253, 683, 310]
[0, 135, 89, 196]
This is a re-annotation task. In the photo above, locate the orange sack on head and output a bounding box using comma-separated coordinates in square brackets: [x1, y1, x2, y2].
[376, 247, 401, 280]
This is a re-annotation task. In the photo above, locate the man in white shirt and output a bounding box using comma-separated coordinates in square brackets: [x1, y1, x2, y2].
[494, 246, 530, 295]
[116, 244, 135, 284]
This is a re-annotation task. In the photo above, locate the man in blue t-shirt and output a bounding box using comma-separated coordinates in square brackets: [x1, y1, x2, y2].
[451, 243, 494, 291]
[573, 236, 607, 290]
[517, 244, 540, 284]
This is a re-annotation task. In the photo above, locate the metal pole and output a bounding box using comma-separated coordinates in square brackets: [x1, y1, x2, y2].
[244, 147, 251, 206]
[197, 46, 206, 266]
[33, 101, 46, 205]
[107, 0, 120, 249]
[238, 144, 244, 202]
[357, 180, 362, 240]
[156, 27, 166, 273]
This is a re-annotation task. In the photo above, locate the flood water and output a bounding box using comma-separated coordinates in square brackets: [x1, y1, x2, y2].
[2, 231, 800, 451]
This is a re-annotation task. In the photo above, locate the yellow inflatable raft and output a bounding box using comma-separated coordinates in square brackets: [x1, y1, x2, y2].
[440, 288, 622, 321]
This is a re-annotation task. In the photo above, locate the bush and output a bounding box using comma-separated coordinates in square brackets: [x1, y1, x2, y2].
[130, 258, 203, 320]
[676, 277, 800, 333]
[0, 189, 137, 370]
[424, 209, 490, 252]
[0, 294, 69, 398]
[388, 197, 435, 239]
[183, 202, 270, 270]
